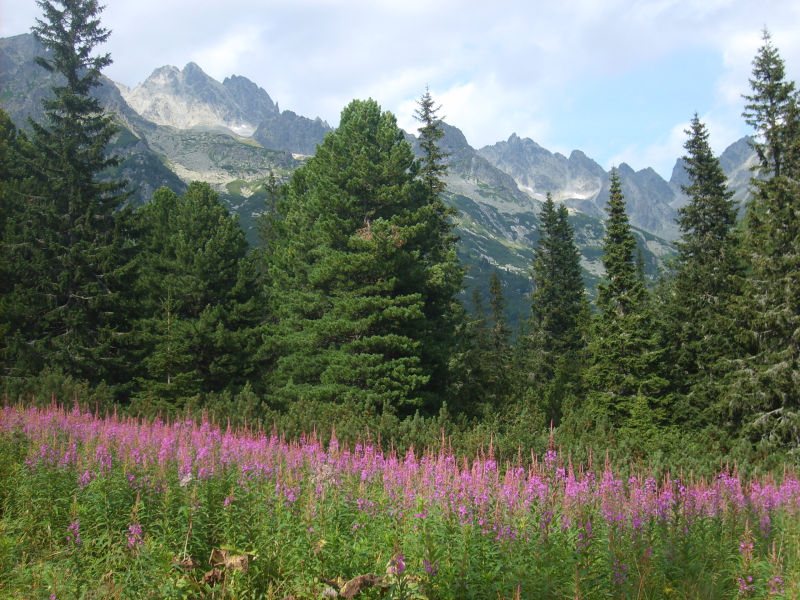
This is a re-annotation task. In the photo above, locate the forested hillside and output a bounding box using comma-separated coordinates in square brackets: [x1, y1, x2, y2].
[2, 0, 799, 470]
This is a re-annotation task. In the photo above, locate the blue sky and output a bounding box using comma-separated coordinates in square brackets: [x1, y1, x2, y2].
[2, 0, 799, 179]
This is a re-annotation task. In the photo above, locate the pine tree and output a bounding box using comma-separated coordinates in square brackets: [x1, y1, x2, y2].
[1, 0, 134, 390]
[584, 171, 666, 434]
[266, 99, 462, 417]
[661, 115, 742, 429]
[730, 34, 800, 451]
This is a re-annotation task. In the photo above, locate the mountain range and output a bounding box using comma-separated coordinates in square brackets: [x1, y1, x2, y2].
[0, 33, 758, 326]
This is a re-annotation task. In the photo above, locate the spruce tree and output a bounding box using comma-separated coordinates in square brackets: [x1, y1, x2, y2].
[414, 86, 450, 198]
[661, 115, 742, 430]
[450, 274, 511, 417]
[529, 195, 588, 358]
[412, 89, 463, 404]
[132, 183, 261, 410]
[595, 172, 645, 318]
[2, 0, 134, 390]
[266, 99, 462, 417]
[584, 171, 666, 435]
[519, 195, 588, 425]
[0, 111, 43, 375]
[742, 30, 796, 178]
[730, 34, 800, 451]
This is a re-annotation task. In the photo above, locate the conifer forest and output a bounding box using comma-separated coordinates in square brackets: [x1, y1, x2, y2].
[1, 1, 799, 598]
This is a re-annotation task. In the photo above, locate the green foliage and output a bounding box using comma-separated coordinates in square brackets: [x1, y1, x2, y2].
[726, 32, 800, 453]
[583, 170, 667, 434]
[659, 115, 743, 431]
[414, 86, 449, 198]
[517, 194, 589, 426]
[742, 29, 797, 179]
[131, 183, 264, 410]
[2, 406, 799, 599]
[1, 1, 135, 394]
[265, 98, 462, 417]
[450, 274, 512, 418]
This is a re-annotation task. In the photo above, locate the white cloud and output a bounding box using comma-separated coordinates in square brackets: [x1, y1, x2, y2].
[607, 119, 690, 178]
[190, 26, 264, 82]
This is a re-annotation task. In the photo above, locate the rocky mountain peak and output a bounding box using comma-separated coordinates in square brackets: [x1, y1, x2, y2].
[119, 62, 273, 136]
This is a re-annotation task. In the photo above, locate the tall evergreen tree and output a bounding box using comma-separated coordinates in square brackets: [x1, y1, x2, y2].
[0, 111, 41, 370]
[414, 86, 450, 198]
[584, 171, 666, 435]
[518, 195, 588, 425]
[488, 272, 512, 359]
[266, 99, 462, 417]
[661, 115, 742, 429]
[412, 88, 463, 401]
[1, 0, 134, 389]
[529, 195, 588, 358]
[730, 34, 800, 450]
[132, 183, 262, 409]
[595, 172, 645, 318]
[742, 30, 796, 179]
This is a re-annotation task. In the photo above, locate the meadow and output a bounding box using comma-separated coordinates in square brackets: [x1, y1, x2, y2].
[0, 402, 798, 599]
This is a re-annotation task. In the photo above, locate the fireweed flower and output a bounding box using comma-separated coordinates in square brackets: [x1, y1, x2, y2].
[388, 553, 406, 576]
[737, 575, 754, 596]
[576, 519, 592, 553]
[768, 575, 784, 596]
[544, 448, 558, 471]
[78, 469, 94, 489]
[127, 522, 143, 550]
[612, 558, 628, 586]
[424, 558, 439, 577]
[66, 520, 82, 547]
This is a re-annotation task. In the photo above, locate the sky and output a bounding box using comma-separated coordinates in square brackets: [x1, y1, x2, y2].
[2, 0, 799, 179]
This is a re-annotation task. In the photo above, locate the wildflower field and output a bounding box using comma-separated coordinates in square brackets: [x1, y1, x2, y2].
[0, 404, 798, 599]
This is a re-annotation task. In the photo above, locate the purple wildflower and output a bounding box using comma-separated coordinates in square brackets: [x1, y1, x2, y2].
[612, 558, 628, 586]
[737, 575, 754, 596]
[66, 520, 82, 547]
[424, 558, 439, 577]
[388, 552, 406, 576]
[127, 522, 143, 550]
[78, 469, 94, 489]
[576, 519, 592, 553]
